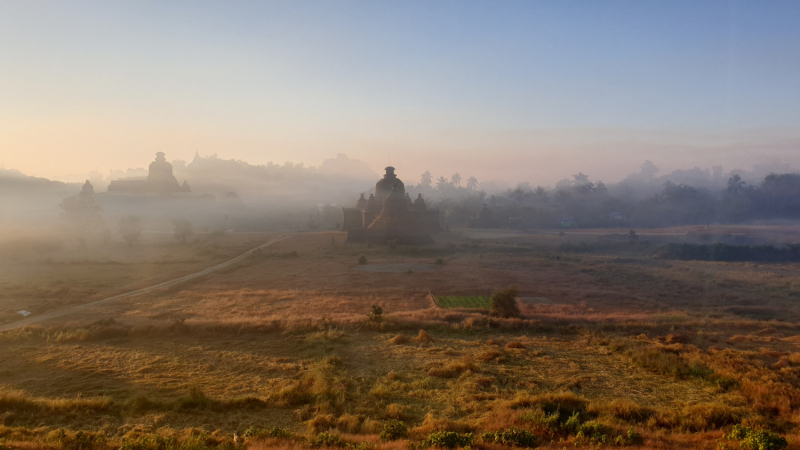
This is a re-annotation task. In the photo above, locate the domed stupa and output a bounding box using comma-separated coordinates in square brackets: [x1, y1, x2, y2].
[340, 167, 440, 244]
[108, 152, 190, 194]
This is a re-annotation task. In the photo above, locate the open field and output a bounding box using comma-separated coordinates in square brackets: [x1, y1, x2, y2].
[3, 227, 800, 449]
[434, 297, 491, 309]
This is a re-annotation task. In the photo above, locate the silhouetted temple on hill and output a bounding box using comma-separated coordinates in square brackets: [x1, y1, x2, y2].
[108, 152, 190, 194]
[342, 167, 440, 244]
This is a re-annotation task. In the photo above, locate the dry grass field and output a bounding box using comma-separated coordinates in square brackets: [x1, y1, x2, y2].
[3, 227, 800, 449]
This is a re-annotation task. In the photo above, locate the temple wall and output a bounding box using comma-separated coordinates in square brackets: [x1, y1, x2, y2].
[341, 208, 363, 231]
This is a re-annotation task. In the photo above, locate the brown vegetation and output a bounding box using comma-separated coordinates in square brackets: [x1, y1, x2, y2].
[3, 230, 800, 449]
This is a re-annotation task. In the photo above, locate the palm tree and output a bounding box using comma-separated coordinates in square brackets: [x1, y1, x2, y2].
[436, 176, 450, 190]
[420, 171, 432, 187]
[466, 176, 478, 190]
[727, 174, 746, 195]
[451, 173, 462, 187]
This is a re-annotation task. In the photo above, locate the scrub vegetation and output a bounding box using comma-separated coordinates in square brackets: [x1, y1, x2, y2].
[2, 229, 800, 449]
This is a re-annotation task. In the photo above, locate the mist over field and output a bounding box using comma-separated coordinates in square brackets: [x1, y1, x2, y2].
[5, 2, 800, 450]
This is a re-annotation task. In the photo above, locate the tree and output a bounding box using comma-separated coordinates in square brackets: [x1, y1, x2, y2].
[420, 171, 432, 187]
[533, 186, 548, 200]
[727, 174, 746, 195]
[172, 218, 194, 243]
[640, 160, 659, 180]
[510, 187, 525, 212]
[572, 172, 590, 185]
[466, 176, 478, 190]
[119, 215, 143, 246]
[436, 176, 450, 190]
[451, 173, 462, 187]
[490, 285, 520, 318]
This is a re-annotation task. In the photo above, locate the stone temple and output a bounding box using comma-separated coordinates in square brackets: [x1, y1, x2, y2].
[108, 152, 191, 194]
[342, 167, 440, 244]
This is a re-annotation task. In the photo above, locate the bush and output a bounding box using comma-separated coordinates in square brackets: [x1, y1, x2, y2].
[368, 304, 383, 323]
[614, 427, 644, 446]
[120, 436, 178, 450]
[422, 431, 474, 449]
[241, 427, 292, 441]
[726, 425, 788, 450]
[310, 432, 345, 448]
[605, 399, 654, 423]
[490, 285, 520, 318]
[50, 430, 106, 450]
[481, 428, 539, 447]
[435, 258, 444, 265]
[575, 421, 613, 445]
[358, 255, 368, 265]
[380, 420, 408, 441]
[416, 329, 433, 343]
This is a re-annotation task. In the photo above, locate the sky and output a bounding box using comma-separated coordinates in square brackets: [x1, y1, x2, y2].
[1, 1, 799, 185]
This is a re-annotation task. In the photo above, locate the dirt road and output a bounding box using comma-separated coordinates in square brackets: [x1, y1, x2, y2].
[0, 234, 292, 332]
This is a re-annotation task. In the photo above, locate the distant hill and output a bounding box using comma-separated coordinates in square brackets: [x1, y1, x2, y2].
[0, 168, 77, 193]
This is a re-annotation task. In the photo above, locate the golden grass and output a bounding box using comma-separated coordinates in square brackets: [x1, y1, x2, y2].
[3, 231, 800, 448]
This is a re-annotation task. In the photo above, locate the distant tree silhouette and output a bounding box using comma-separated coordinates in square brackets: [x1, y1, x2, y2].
[727, 174, 746, 195]
[595, 181, 608, 194]
[420, 171, 432, 187]
[436, 176, 450, 190]
[466, 176, 478, 190]
[451, 173, 462, 187]
[572, 172, 590, 185]
[119, 215, 143, 246]
[172, 218, 194, 243]
[510, 187, 525, 213]
[640, 160, 659, 180]
[533, 186, 548, 200]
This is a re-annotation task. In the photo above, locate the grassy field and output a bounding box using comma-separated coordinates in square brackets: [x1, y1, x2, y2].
[2, 227, 800, 449]
[434, 297, 491, 309]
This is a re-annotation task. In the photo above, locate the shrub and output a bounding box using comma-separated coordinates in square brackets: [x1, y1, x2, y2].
[120, 435, 178, 450]
[490, 285, 520, 318]
[310, 432, 345, 448]
[50, 430, 106, 450]
[506, 341, 525, 349]
[368, 304, 383, 323]
[380, 420, 408, 441]
[575, 421, 613, 445]
[682, 403, 740, 431]
[416, 330, 433, 343]
[614, 427, 644, 446]
[517, 408, 561, 434]
[241, 427, 292, 441]
[481, 428, 539, 447]
[358, 255, 368, 265]
[389, 335, 408, 345]
[726, 425, 788, 450]
[605, 399, 654, 423]
[435, 258, 444, 265]
[422, 431, 474, 449]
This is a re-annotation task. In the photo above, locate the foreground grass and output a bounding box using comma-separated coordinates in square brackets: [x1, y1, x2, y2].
[3, 231, 800, 449]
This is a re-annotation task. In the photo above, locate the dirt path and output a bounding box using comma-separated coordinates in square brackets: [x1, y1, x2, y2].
[0, 234, 292, 332]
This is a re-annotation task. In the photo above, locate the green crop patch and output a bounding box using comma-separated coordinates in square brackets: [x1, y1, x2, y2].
[435, 296, 491, 309]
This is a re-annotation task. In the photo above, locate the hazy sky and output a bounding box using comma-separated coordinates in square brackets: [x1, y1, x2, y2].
[1, 1, 799, 185]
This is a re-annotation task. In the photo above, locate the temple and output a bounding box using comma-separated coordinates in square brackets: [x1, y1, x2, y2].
[342, 167, 440, 244]
[108, 152, 190, 194]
